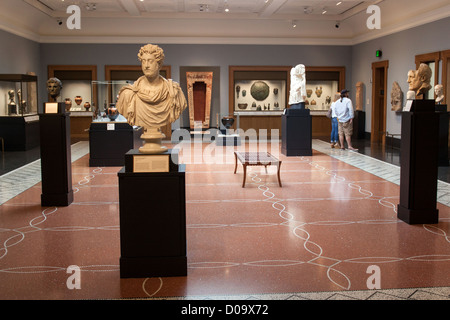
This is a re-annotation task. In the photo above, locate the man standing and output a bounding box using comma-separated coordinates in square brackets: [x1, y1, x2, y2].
[334, 89, 358, 151]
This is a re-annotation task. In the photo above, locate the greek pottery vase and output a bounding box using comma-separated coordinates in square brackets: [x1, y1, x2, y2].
[107, 103, 119, 121]
[237, 103, 248, 110]
[221, 116, 234, 130]
[65, 98, 72, 111]
[306, 89, 312, 98]
[84, 102, 91, 111]
[75, 96, 82, 106]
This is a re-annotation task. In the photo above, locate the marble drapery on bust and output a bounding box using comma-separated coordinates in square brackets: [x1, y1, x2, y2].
[117, 76, 186, 129]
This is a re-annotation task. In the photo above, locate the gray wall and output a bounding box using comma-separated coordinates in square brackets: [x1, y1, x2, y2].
[0, 29, 43, 106]
[1, 16, 449, 135]
[39, 43, 352, 127]
[351, 17, 450, 135]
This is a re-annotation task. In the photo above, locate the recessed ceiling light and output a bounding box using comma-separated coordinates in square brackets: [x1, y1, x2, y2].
[336, 1, 342, 5]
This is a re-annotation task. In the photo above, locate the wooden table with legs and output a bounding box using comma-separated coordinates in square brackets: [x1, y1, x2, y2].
[234, 151, 282, 188]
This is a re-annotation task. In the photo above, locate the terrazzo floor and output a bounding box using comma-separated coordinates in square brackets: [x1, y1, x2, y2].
[0, 140, 449, 301]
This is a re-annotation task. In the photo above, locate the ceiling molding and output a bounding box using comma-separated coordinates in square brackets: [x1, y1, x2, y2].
[118, 0, 141, 17]
[350, 4, 450, 45]
[0, 0, 448, 46]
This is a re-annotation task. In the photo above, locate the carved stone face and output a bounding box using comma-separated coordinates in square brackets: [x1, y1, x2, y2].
[408, 64, 432, 95]
[140, 53, 160, 81]
[407, 70, 415, 89]
[409, 72, 423, 92]
[47, 80, 62, 98]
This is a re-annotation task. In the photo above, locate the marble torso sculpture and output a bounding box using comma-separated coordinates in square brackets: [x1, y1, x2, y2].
[117, 44, 187, 154]
[435, 84, 444, 104]
[289, 64, 307, 109]
[391, 81, 403, 111]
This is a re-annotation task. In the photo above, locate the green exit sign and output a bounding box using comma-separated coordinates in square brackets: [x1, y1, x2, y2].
[376, 50, 382, 57]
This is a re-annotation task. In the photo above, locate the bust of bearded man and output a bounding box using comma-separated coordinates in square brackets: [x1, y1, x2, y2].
[116, 44, 187, 154]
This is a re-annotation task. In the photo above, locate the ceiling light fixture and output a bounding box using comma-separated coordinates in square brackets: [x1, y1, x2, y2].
[292, 20, 297, 28]
[85, 3, 97, 11]
[336, 1, 342, 5]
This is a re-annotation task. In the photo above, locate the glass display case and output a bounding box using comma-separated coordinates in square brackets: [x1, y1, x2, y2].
[304, 80, 339, 110]
[0, 74, 38, 116]
[91, 80, 130, 122]
[0, 74, 40, 150]
[234, 79, 286, 113]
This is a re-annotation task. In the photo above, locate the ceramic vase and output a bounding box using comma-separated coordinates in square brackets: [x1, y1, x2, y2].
[75, 96, 82, 106]
[107, 103, 119, 121]
[221, 116, 234, 130]
[65, 98, 72, 111]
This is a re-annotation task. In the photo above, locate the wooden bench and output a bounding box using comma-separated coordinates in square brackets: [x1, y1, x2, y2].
[234, 151, 282, 188]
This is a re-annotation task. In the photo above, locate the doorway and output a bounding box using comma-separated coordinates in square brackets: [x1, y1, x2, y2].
[371, 60, 389, 145]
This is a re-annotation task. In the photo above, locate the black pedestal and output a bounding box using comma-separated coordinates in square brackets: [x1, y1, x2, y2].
[0, 115, 40, 151]
[354, 110, 366, 139]
[118, 149, 187, 278]
[435, 105, 449, 167]
[281, 108, 312, 156]
[397, 100, 439, 224]
[89, 122, 143, 166]
[39, 108, 73, 207]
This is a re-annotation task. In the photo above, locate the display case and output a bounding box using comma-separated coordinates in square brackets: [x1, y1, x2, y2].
[0, 74, 40, 150]
[229, 66, 291, 138]
[92, 80, 130, 119]
[89, 81, 144, 166]
[0, 74, 38, 116]
[233, 79, 286, 113]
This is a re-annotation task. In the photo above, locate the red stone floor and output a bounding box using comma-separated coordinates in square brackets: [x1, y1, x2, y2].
[0, 143, 449, 300]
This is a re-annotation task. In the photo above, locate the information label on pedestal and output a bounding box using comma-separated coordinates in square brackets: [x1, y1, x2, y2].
[133, 154, 170, 173]
[44, 103, 59, 114]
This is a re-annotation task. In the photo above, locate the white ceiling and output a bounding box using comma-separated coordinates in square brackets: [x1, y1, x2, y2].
[0, 0, 449, 45]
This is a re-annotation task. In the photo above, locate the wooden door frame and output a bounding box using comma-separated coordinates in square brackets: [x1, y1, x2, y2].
[371, 60, 389, 144]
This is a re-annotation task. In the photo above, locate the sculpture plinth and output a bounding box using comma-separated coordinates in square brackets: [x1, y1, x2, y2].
[139, 127, 167, 154]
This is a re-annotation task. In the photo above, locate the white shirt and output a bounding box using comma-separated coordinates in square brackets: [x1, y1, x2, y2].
[333, 97, 354, 122]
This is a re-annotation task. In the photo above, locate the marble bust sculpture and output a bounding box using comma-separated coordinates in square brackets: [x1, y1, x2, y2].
[116, 44, 187, 154]
[47, 77, 63, 101]
[407, 63, 432, 98]
[435, 84, 444, 104]
[289, 64, 307, 109]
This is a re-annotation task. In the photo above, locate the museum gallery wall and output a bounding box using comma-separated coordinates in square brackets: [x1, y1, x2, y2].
[0, 16, 449, 136]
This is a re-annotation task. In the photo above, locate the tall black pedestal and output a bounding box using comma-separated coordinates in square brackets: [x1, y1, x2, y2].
[354, 110, 366, 139]
[118, 149, 187, 278]
[398, 100, 439, 224]
[281, 108, 312, 156]
[39, 107, 73, 207]
[435, 105, 449, 167]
